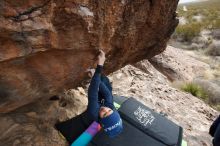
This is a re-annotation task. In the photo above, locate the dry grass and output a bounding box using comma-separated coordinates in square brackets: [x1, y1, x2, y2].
[181, 82, 208, 101]
[172, 81, 220, 111]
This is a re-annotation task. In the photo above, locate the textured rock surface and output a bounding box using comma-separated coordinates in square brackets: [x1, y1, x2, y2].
[0, 0, 179, 113]
[0, 88, 87, 146]
[149, 46, 210, 82]
[0, 61, 218, 146]
[110, 64, 218, 146]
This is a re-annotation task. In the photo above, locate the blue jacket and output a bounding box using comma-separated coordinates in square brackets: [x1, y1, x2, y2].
[210, 115, 220, 146]
[87, 65, 114, 121]
[54, 65, 114, 144]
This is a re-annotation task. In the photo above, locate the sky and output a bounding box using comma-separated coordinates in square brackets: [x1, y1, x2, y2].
[179, 0, 202, 4]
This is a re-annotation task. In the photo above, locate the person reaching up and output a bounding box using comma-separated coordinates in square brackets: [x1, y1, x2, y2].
[87, 50, 123, 137]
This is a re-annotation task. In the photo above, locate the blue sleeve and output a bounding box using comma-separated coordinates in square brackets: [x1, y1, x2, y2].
[213, 124, 220, 146]
[210, 115, 220, 137]
[99, 82, 114, 109]
[87, 65, 102, 121]
[101, 75, 112, 92]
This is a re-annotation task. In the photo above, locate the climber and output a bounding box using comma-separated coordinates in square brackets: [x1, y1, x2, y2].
[209, 115, 220, 146]
[86, 49, 123, 137]
[55, 50, 123, 144]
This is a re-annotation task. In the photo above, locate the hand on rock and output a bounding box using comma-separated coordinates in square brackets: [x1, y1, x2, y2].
[86, 68, 95, 78]
[98, 49, 106, 66]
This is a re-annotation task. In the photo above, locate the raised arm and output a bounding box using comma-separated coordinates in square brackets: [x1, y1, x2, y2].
[87, 50, 106, 121]
[99, 81, 114, 109]
[87, 65, 102, 120]
[101, 75, 112, 92]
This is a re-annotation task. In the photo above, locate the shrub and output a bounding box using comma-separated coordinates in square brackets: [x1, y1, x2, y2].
[212, 19, 220, 29]
[176, 0, 220, 41]
[175, 23, 202, 42]
[205, 42, 220, 56]
[181, 82, 208, 100]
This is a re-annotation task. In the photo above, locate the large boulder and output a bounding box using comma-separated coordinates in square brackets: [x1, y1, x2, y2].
[0, 0, 179, 113]
[149, 46, 210, 82]
[109, 64, 218, 146]
[0, 62, 218, 146]
[0, 88, 88, 146]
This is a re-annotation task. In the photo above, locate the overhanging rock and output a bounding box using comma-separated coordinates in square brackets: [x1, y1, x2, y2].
[0, 0, 179, 112]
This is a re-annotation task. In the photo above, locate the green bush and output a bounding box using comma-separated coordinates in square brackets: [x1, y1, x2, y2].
[181, 83, 208, 100]
[176, 0, 220, 40]
[175, 23, 202, 42]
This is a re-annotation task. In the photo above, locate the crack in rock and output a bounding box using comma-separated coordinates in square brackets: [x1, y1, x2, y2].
[9, 0, 51, 22]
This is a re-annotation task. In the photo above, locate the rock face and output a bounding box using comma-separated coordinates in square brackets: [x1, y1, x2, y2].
[0, 0, 179, 113]
[109, 64, 218, 146]
[149, 46, 210, 82]
[0, 88, 88, 146]
[0, 61, 217, 146]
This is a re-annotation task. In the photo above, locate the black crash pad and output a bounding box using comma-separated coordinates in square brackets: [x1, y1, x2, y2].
[90, 97, 183, 146]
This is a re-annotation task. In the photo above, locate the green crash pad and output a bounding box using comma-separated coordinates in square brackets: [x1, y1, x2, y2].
[182, 140, 188, 146]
